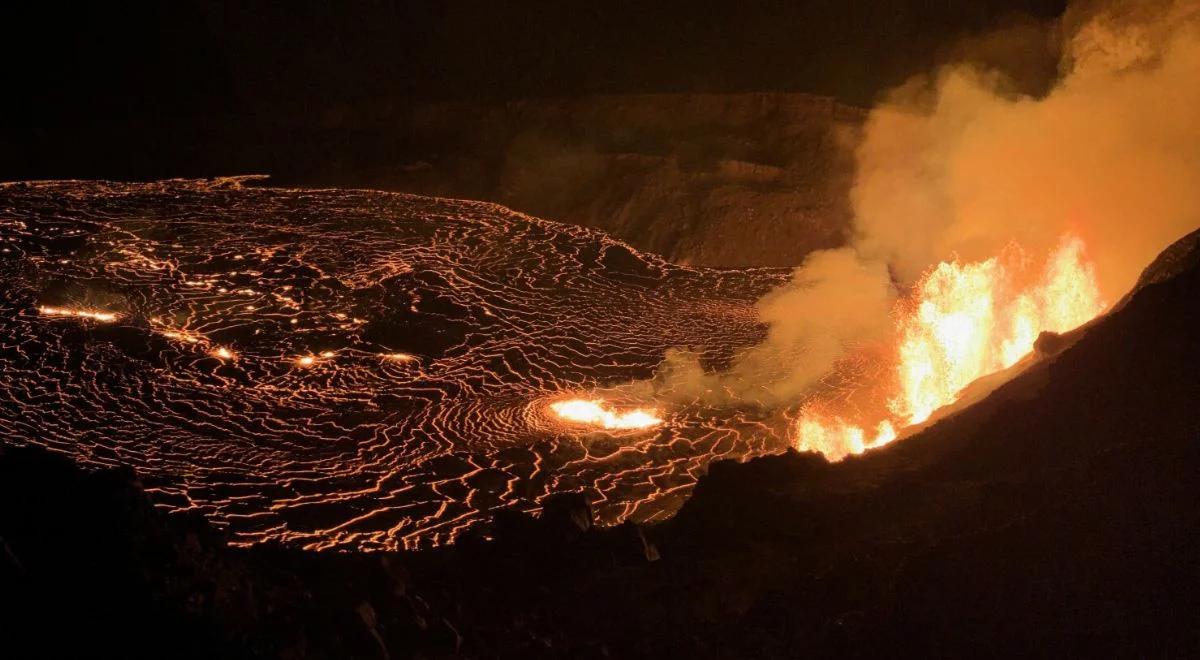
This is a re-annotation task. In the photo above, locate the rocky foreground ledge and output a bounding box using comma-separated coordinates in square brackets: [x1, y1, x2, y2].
[3, 232, 1200, 659]
[0, 444, 444, 657]
[0, 442, 662, 658]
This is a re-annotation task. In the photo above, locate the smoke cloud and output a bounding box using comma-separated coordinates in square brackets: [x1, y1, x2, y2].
[652, 0, 1200, 407]
[646, 248, 895, 405]
[856, 0, 1200, 299]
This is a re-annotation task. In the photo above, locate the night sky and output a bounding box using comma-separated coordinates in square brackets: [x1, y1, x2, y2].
[3, 0, 1067, 182]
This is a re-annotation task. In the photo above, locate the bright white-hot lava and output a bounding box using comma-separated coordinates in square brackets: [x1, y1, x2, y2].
[550, 399, 663, 430]
[891, 235, 1104, 426]
[797, 234, 1106, 461]
[796, 416, 897, 461]
[38, 306, 119, 322]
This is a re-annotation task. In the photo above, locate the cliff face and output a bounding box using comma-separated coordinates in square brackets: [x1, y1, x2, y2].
[388, 93, 865, 267]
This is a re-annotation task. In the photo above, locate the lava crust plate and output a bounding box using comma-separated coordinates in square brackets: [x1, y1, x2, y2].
[0, 179, 791, 549]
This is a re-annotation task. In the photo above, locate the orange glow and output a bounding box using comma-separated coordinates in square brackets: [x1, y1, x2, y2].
[550, 399, 663, 430]
[796, 235, 1105, 460]
[148, 318, 215, 350]
[161, 329, 203, 344]
[796, 415, 896, 462]
[890, 235, 1103, 425]
[37, 306, 118, 322]
[212, 347, 236, 360]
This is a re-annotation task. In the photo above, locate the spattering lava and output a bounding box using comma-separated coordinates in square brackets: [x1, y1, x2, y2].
[796, 235, 1106, 461]
[549, 399, 663, 430]
[0, 179, 788, 550]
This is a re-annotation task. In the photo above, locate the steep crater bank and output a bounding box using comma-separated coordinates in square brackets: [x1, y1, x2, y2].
[387, 93, 865, 267]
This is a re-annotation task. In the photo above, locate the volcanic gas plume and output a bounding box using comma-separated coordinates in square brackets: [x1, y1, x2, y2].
[652, 0, 1200, 460]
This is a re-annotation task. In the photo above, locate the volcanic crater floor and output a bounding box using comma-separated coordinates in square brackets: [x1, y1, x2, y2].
[0, 179, 793, 549]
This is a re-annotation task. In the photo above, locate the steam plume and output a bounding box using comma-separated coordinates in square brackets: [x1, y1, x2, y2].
[855, 0, 1200, 299]
[649, 248, 895, 405]
[652, 0, 1200, 408]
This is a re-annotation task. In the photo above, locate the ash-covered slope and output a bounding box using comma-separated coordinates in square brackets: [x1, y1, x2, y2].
[409, 227, 1200, 656]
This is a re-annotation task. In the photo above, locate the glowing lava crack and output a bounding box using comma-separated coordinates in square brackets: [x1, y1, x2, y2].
[0, 179, 787, 550]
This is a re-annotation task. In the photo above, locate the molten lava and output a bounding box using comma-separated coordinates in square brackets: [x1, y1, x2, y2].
[5, 180, 790, 550]
[796, 415, 897, 461]
[38, 306, 118, 323]
[797, 235, 1105, 461]
[550, 399, 663, 430]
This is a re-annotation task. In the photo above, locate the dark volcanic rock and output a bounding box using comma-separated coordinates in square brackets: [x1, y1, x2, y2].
[0, 446, 446, 659]
[539, 492, 594, 536]
[386, 93, 865, 268]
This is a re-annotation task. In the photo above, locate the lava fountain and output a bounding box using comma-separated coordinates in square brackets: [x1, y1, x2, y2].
[796, 234, 1105, 461]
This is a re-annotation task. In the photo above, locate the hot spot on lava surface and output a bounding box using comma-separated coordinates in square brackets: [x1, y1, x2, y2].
[0, 179, 792, 549]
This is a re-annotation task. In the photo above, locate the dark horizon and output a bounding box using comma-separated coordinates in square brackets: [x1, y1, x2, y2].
[3, 0, 1066, 184]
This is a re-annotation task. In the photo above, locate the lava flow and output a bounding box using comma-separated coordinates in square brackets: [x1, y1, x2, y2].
[0, 179, 789, 550]
[796, 235, 1106, 460]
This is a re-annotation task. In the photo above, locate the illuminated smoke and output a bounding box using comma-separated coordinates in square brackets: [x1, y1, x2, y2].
[657, 0, 1200, 459]
[854, 0, 1200, 301]
[796, 235, 1105, 459]
[646, 248, 896, 406]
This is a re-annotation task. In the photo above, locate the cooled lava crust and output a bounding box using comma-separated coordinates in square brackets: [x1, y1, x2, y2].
[0, 179, 791, 549]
